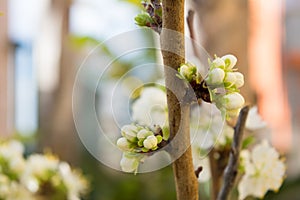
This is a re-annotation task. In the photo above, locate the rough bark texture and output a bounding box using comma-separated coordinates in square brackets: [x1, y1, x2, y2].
[161, 1, 199, 200]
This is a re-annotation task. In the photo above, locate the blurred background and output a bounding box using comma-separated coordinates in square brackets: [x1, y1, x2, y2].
[0, 0, 300, 199]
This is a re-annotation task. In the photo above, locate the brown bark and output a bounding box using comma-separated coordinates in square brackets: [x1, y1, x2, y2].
[161, 1, 199, 199]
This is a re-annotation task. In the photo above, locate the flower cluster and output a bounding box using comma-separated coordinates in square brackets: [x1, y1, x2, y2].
[205, 55, 245, 118]
[117, 124, 169, 173]
[177, 54, 245, 119]
[238, 140, 285, 200]
[134, 0, 162, 34]
[117, 124, 168, 153]
[0, 140, 88, 200]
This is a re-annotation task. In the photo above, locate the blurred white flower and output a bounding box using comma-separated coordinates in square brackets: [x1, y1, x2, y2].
[0, 174, 33, 200]
[120, 153, 145, 173]
[58, 162, 88, 200]
[238, 140, 285, 200]
[132, 87, 167, 127]
[21, 154, 59, 192]
[192, 146, 211, 182]
[245, 106, 267, 131]
[221, 54, 237, 69]
[191, 102, 233, 149]
[0, 140, 25, 176]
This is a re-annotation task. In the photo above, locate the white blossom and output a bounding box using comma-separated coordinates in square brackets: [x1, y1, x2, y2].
[143, 135, 158, 150]
[234, 72, 244, 88]
[221, 54, 237, 69]
[222, 92, 245, 110]
[120, 153, 145, 173]
[245, 106, 267, 131]
[137, 129, 154, 140]
[192, 146, 211, 182]
[224, 72, 236, 86]
[238, 140, 285, 200]
[0, 140, 25, 175]
[116, 137, 132, 151]
[58, 162, 88, 200]
[212, 57, 226, 69]
[132, 87, 167, 127]
[178, 62, 198, 81]
[191, 102, 233, 149]
[21, 154, 59, 192]
[121, 124, 139, 142]
[206, 68, 225, 85]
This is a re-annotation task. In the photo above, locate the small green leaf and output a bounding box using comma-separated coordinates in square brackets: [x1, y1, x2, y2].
[134, 12, 153, 27]
[156, 135, 163, 143]
[162, 126, 170, 140]
[242, 136, 255, 149]
[137, 140, 144, 147]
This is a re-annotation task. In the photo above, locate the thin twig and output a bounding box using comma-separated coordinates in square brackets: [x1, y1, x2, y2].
[217, 106, 250, 200]
[187, 10, 201, 59]
[195, 166, 203, 178]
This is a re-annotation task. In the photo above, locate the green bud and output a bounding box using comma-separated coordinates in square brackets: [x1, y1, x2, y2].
[134, 12, 153, 27]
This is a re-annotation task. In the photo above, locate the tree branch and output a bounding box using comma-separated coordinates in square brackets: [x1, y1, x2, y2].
[217, 106, 250, 200]
[161, 1, 199, 200]
[187, 10, 201, 59]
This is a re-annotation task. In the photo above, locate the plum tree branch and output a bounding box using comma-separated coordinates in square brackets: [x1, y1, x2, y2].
[217, 106, 250, 200]
[160, 1, 199, 200]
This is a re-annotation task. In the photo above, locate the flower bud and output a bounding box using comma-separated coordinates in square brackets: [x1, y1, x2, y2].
[179, 63, 197, 81]
[212, 57, 226, 69]
[221, 54, 237, 69]
[121, 125, 138, 142]
[234, 72, 244, 88]
[143, 135, 158, 150]
[137, 129, 153, 140]
[120, 153, 139, 173]
[226, 109, 241, 118]
[117, 137, 132, 151]
[224, 72, 236, 86]
[222, 92, 245, 110]
[206, 68, 225, 85]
